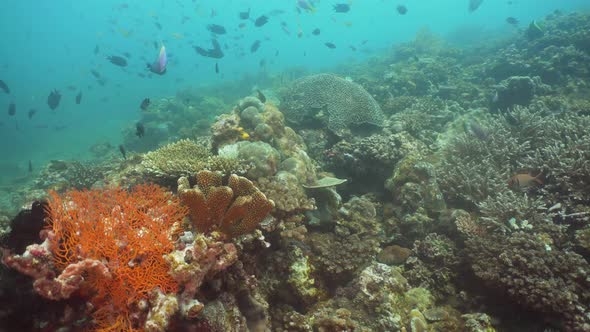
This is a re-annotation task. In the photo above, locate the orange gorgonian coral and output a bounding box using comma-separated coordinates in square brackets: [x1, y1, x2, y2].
[45, 184, 187, 331]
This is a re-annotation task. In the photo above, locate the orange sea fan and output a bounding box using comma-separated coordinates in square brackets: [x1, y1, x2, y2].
[45, 184, 188, 331]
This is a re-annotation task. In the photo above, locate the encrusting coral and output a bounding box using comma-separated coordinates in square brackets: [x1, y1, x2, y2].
[178, 170, 274, 239]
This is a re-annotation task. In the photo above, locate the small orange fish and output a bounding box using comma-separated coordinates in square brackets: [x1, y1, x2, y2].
[508, 172, 543, 189]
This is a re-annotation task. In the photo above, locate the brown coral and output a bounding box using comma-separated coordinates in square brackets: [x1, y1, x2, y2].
[178, 170, 274, 239]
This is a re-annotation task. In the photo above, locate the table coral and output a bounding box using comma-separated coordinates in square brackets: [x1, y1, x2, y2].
[141, 139, 211, 179]
[281, 73, 385, 137]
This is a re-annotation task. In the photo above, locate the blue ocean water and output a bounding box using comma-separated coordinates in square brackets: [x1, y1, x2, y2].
[0, 0, 588, 183]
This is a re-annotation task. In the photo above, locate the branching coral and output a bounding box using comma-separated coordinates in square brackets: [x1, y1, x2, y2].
[178, 170, 274, 239]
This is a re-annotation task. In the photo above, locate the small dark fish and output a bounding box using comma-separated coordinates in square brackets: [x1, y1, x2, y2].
[506, 17, 519, 25]
[8, 102, 15, 116]
[239, 8, 250, 20]
[468, 0, 483, 13]
[119, 145, 127, 160]
[259, 59, 266, 67]
[254, 15, 268, 27]
[349, 45, 357, 51]
[333, 4, 350, 13]
[325, 42, 336, 49]
[107, 55, 128, 67]
[215, 62, 219, 74]
[47, 89, 61, 110]
[136, 122, 145, 138]
[396, 5, 408, 15]
[312, 28, 320, 36]
[76, 91, 82, 104]
[28, 160, 32, 173]
[465, 121, 489, 140]
[27, 109, 36, 119]
[207, 24, 226, 34]
[0, 80, 9, 94]
[250, 40, 261, 53]
[154, 22, 162, 30]
[94, 45, 100, 55]
[193, 39, 224, 59]
[140, 98, 150, 110]
[256, 90, 266, 103]
[123, 52, 131, 58]
[91, 70, 101, 79]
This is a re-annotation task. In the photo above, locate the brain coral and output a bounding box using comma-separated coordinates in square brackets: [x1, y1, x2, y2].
[281, 74, 385, 137]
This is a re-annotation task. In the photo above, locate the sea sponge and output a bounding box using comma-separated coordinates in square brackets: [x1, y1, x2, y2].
[281, 73, 385, 137]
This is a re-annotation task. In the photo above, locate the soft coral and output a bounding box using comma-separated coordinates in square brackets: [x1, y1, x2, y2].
[45, 184, 187, 330]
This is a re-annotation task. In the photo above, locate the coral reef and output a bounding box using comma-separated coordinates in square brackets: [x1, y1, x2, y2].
[467, 231, 590, 331]
[281, 73, 385, 137]
[141, 138, 211, 179]
[178, 170, 274, 239]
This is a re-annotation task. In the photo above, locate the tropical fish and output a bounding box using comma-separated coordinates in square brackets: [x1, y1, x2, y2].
[91, 70, 101, 79]
[47, 90, 61, 110]
[239, 8, 250, 19]
[333, 4, 350, 13]
[397, 5, 408, 15]
[254, 15, 268, 27]
[508, 172, 543, 189]
[27, 109, 37, 119]
[312, 28, 320, 35]
[147, 44, 167, 75]
[119, 145, 127, 160]
[506, 17, 519, 25]
[257, 90, 266, 103]
[107, 55, 128, 67]
[136, 122, 145, 138]
[8, 102, 15, 116]
[297, 0, 316, 13]
[207, 24, 226, 34]
[28, 160, 32, 173]
[251, 40, 261, 53]
[325, 42, 336, 49]
[468, 0, 483, 13]
[215, 62, 219, 74]
[194, 39, 224, 59]
[75, 91, 82, 104]
[140, 98, 150, 110]
[0, 80, 10, 94]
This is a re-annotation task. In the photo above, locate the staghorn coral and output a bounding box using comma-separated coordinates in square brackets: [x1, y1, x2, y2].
[34, 160, 105, 191]
[281, 73, 385, 137]
[178, 170, 274, 239]
[467, 231, 590, 331]
[141, 139, 211, 179]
